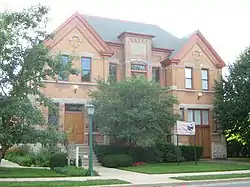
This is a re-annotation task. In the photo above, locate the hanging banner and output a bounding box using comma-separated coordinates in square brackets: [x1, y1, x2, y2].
[176, 121, 195, 135]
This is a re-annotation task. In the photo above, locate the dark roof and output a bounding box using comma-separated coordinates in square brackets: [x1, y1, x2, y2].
[83, 15, 190, 53]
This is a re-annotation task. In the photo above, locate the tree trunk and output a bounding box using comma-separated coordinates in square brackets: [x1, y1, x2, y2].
[0, 145, 9, 164]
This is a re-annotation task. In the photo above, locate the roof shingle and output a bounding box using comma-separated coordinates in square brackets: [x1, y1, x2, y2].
[83, 15, 189, 53]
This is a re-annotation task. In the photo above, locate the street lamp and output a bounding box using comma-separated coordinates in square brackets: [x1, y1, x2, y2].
[86, 104, 94, 176]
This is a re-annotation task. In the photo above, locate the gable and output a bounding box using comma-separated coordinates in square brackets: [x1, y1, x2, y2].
[44, 13, 113, 57]
[172, 31, 226, 68]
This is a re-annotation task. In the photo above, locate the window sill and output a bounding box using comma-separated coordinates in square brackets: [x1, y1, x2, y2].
[168, 87, 214, 93]
[43, 80, 97, 86]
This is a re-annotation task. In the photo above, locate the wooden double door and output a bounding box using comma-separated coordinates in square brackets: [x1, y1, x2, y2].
[189, 126, 211, 158]
[64, 104, 85, 144]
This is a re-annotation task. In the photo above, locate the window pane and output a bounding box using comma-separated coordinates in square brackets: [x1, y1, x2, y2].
[194, 110, 201, 125]
[65, 104, 83, 112]
[202, 70, 208, 79]
[202, 80, 208, 90]
[185, 79, 192, 88]
[48, 103, 59, 126]
[202, 110, 209, 125]
[82, 70, 90, 82]
[185, 68, 192, 78]
[179, 108, 184, 121]
[58, 55, 69, 81]
[109, 63, 117, 82]
[187, 110, 193, 122]
[81, 57, 91, 70]
[62, 55, 69, 64]
[131, 72, 146, 78]
[131, 64, 146, 71]
[152, 67, 160, 82]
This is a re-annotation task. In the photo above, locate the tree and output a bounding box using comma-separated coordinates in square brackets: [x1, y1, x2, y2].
[0, 5, 77, 162]
[214, 46, 250, 144]
[89, 78, 179, 147]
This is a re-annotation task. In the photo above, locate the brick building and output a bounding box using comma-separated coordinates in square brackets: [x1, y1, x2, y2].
[42, 13, 227, 159]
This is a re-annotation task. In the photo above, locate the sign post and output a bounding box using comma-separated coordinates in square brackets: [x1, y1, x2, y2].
[176, 120, 196, 164]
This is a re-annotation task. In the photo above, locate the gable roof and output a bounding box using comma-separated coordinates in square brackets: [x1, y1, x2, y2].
[83, 15, 183, 50]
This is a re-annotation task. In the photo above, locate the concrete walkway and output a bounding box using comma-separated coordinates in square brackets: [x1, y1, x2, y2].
[2, 159, 250, 185]
[1, 164, 250, 185]
[0, 159, 22, 168]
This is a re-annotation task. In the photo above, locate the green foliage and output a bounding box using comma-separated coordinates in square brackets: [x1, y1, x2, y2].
[89, 78, 179, 146]
[5, 145, 54, 167]
[52, 166, 98, 176]
[49, 152, 68, 168]
[156, 143, 182, 162]
[102, 154, 133, 168]
[33, 147, 51, 167]
[94, 143, 198, 165]
[17, 155, 35, 167]
[214, 46, 250, 143]
[179, 145, 203, 161]
[0, 4, 77, 160]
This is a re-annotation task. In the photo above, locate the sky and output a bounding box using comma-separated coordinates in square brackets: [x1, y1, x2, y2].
[1, 0, 250, 68]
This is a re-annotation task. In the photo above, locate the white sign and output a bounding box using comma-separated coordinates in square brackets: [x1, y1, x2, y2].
[176, 121, 195, 135]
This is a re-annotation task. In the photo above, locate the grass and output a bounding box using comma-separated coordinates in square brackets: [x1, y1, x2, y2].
[0, 180, 128, 187]
[120, 161, 250, 174]
[0, 167, 65, 178]
[172, 173, 250, 181]
[228, 157, 250, 162]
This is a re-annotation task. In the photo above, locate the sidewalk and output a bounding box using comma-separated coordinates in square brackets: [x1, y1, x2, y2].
[1, 166, 250, 185]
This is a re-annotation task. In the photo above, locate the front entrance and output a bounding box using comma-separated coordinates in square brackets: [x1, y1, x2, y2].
[64, 104, 85, 144]
[189, 126, 211, 158]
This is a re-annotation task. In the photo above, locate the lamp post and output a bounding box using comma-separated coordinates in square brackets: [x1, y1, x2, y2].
[86, 104, 94, 176]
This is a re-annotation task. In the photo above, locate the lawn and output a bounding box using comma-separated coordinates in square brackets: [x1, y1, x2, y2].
[172, 173, 250, 181]
[0, 167, 65, 178]
[120, 161, 250, 174]
[0, 180, 128, 187]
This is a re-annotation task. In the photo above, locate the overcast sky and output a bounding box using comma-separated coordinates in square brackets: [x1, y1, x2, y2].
[1, 0, 250, 67]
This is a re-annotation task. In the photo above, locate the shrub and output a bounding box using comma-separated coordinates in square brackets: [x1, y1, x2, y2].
[156, 143, 182, 162]
[94, 144, 203, 165]
[17, 155, 35, 167]
[49, 152, 68, 168]
[52, 166, 97, 176]
[34, 148, 51, 167]
[179, 145, 203, 161]
[102, 154, 133, 168]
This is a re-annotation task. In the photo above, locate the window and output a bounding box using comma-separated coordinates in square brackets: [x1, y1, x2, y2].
[131, 63, 147, 79]
[202, 110, 209, 125]
[65, 104, 84, 112]
[152, 67, 160, 82]
[48, 103, 59, 126]
[109, 63, 117, 83]
[187, 109, 209, 125]
[185, 67, 192, 89]
[58, 55, 69, 81]
[202, 69, 209, 90]
[81, 57, 91, 82]
[179, 108, 184, 121]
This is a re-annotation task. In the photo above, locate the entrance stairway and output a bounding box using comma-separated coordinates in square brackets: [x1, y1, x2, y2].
[70, 144, 101, 167]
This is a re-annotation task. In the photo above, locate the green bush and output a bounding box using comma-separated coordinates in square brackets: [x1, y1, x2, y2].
[101, 154, 133, 168]
[179, 145, 203, 161]
[52, 166, 97, 176]
[34, 148, 51, 167]
[94, 143, 203, 164]
[17, 155, 35, 167]
[49, 152, 68, 168]
[156, 143, 182, 162]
